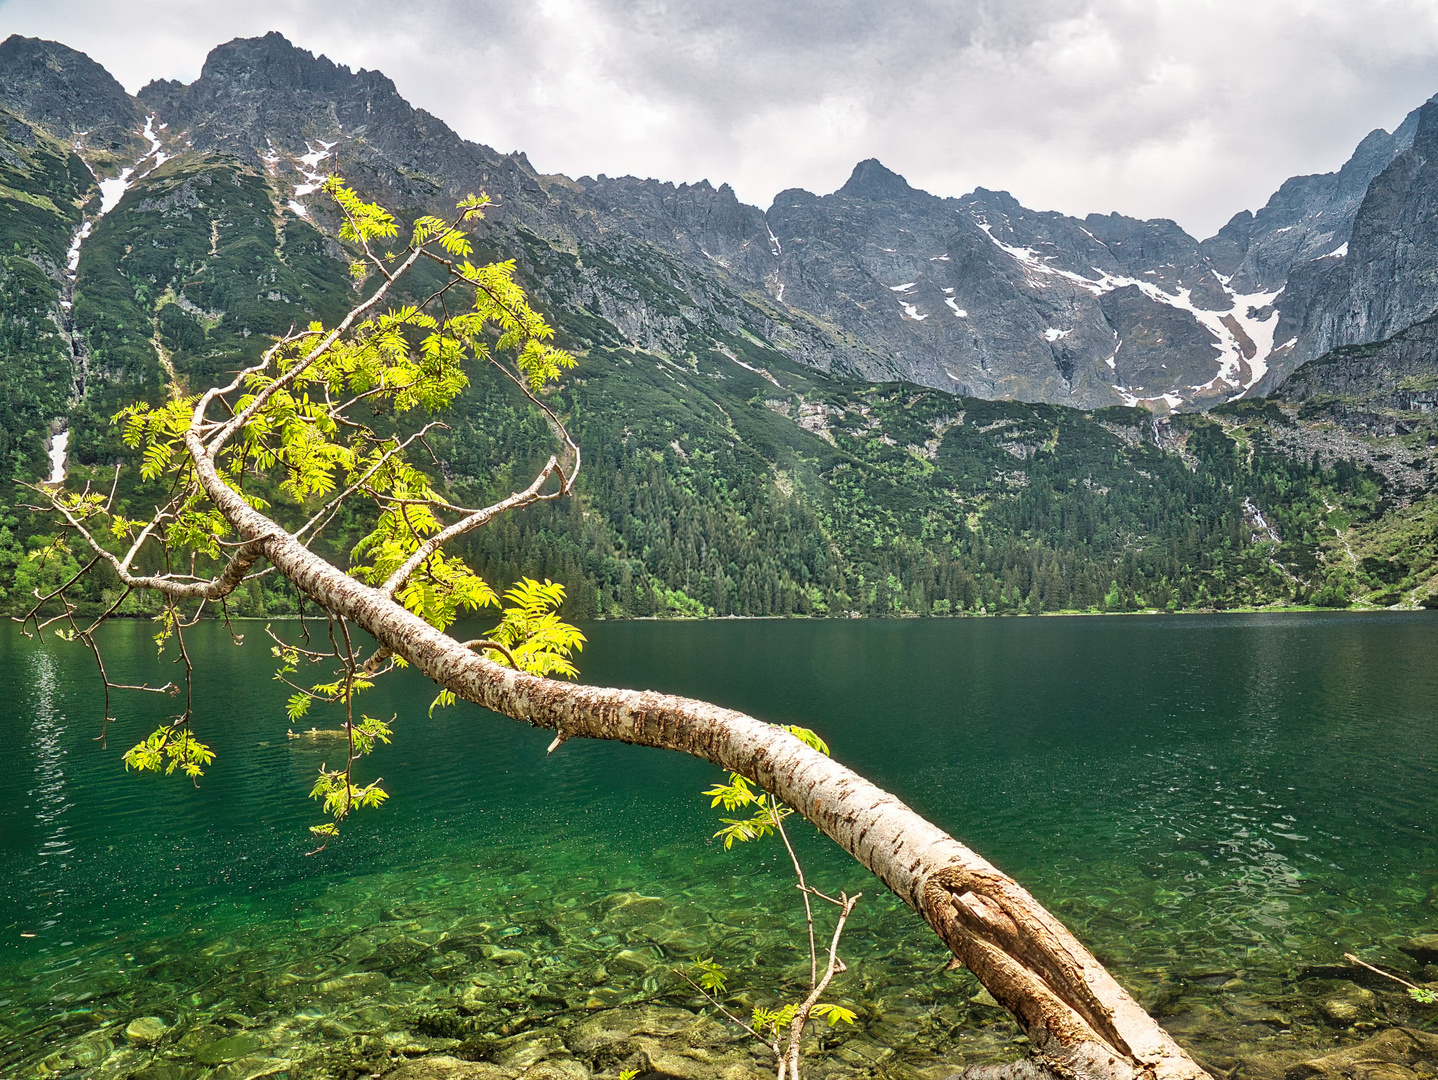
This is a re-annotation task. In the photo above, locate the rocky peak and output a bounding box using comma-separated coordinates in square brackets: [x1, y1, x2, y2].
[194, 31, 375, 96]
[1203, 97, 1434, 298]
[138, 32, 420, 158]
[0, 34, 142, 153]
[837, 158, 914, 201]
[129, 31, 546, 223]
[1305, 99, 1438, 358]
[575, 173, 773, 276]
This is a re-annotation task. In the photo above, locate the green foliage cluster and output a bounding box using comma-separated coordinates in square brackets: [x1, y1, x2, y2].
[121, 725, 215, 780]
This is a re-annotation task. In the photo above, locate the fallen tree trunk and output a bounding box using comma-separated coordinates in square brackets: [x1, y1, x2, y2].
[189, 430, 1211, 1080]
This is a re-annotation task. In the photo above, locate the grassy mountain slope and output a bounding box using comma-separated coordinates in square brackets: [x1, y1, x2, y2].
[0, 107, 89, 480]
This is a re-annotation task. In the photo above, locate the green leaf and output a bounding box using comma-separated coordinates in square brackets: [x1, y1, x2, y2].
[485, 579, 586, 677]
[123, 726, 214, 780]
[693, 957, 727, 994]
[811, 1003, 858, 1026]
[704, 773, 756, 811]
[783, 724, 830, 757]
[752, 1003, 800, 1034]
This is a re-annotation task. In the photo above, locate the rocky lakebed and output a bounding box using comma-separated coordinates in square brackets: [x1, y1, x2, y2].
[7, 861, 1438, 1080]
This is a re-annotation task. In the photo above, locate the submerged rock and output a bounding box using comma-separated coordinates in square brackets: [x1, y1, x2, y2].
[1401, 935, 1438, 966]
[566, 1007, 648, 1057]
[318, 970, 393, 999]
[193, 1033, 265, 1066]
[491, 1028, 567, 1067]
[125, 1016, 170, 1044]
[1318, 982, 1378, 1026]
[603, 893, 666, 926]
[63, 1033, 114, 1068]
[481, 945, 528, 965]
[1285, 1027, 1438, 1080]
[610, 948, 659, 975]
[206, 1055, 292, 1080]
[382, 1056, 516, 1080]
[523, 1060, 591, 1080]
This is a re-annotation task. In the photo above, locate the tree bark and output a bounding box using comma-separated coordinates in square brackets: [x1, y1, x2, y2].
[186, 430, 1210, 1080]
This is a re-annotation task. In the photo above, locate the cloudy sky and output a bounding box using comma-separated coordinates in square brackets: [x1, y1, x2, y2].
[3, 0, 1438, 237]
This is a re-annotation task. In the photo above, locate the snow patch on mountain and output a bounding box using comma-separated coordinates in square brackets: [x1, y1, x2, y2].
[972, 218, 1281, 398]
[293, 139, 337, 198]
[1114, 386, 1183, 411]
[98, 167, 134, 214]
[140, 115, 168, 171]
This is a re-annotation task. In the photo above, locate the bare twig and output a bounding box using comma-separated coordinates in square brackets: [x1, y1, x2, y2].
[674, 968, 771, 1045]
[784, 892, 861, 1080]
[775, 810, 819, 987]
[459, 637, 521, 672]
[1344, 953, 1428, 993]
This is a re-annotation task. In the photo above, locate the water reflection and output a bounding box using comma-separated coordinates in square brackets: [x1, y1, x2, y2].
[23, 649, 73, 939]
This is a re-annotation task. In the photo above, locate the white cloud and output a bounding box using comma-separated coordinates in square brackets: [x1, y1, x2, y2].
[3, 0, 1438, 236]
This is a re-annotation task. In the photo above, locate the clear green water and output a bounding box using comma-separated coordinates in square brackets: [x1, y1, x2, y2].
[3, 613, 1437, 1078]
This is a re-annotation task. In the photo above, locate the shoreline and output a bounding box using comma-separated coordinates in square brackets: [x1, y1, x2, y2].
[20, 604, 1433, 622]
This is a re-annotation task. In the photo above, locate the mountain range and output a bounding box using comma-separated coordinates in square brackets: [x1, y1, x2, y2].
[9, 30, 1438, 412]
[1, 29, 1437, 620]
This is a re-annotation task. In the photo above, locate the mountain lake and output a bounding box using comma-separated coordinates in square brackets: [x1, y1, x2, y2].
[1, 612, 1436, 1078]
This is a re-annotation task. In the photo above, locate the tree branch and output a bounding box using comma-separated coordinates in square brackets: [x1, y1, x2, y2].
[292, 423, 446, 542]
[785, 891, 860, 1080]
[42, 488, 272, 601]
[199, 248, 424, 454]
[379, 456, 561, 598]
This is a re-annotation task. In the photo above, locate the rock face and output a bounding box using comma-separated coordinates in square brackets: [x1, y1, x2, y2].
[1305, 104, 1438, 360]
[588, 162, 1287, 410]
[1249, 99, 1437, 395]
[137, 31, 532, 208]
[1284, 1027, 1438, 1080]
[1203, 110, 1422, 295]
[0, 34, 144, 155]
[1277, 311, 1438, 412]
